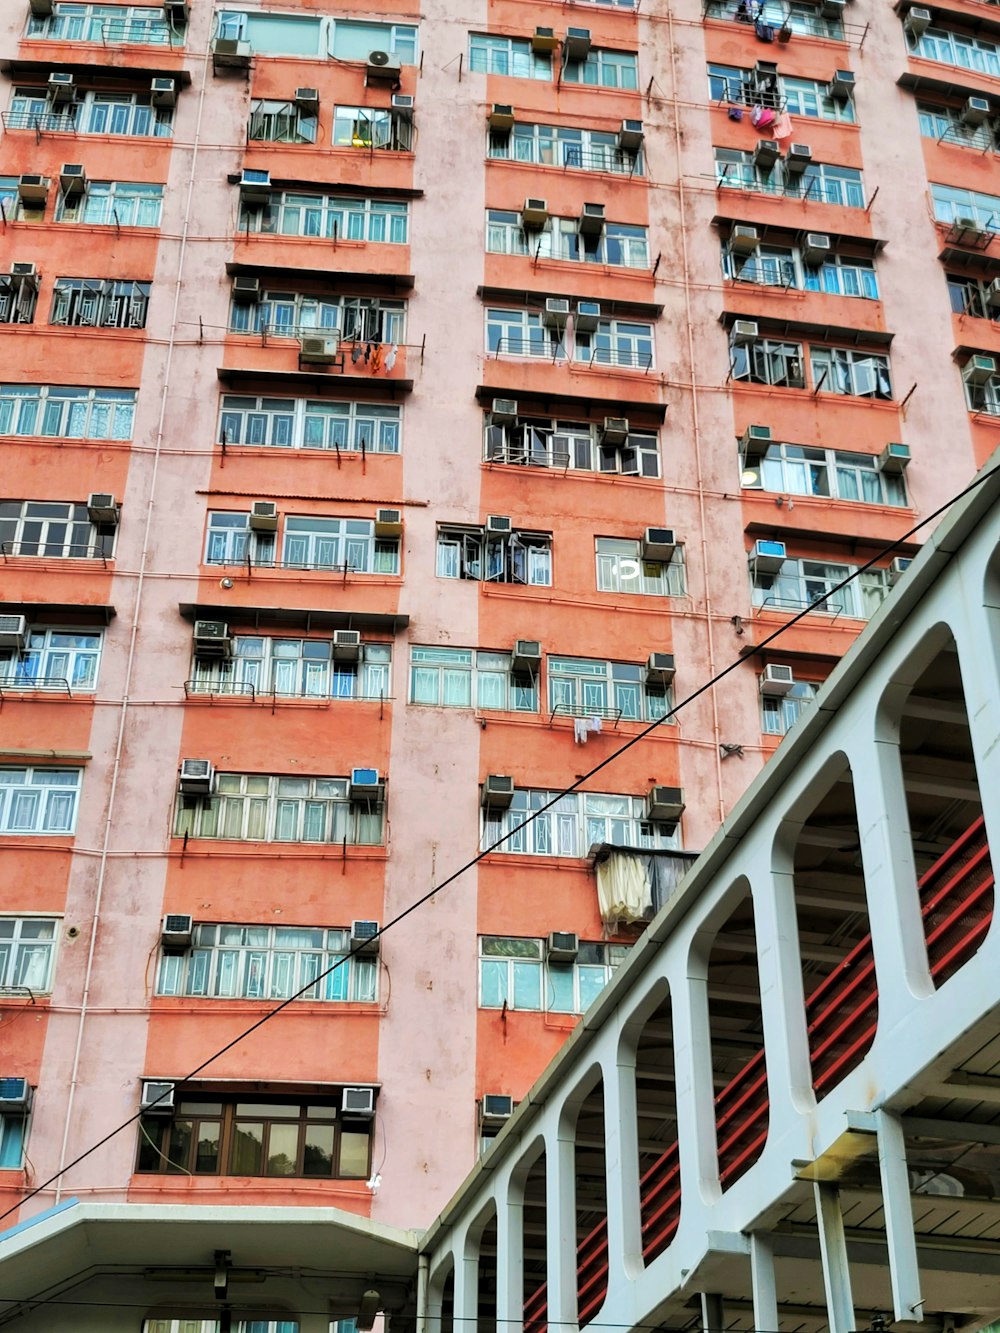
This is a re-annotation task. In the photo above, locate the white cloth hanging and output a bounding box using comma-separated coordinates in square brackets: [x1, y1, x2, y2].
[574, 717, 589, 744]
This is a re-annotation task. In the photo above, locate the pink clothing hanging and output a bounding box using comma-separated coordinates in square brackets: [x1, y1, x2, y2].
[773, 111, 794, 139]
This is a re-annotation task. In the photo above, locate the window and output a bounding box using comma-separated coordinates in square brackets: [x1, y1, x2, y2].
[205, 511, 274, 566]
[329, 19, 416, 62]
[0, 767, 81, 834]
[742, 442, 907, 507]
[215, 11, 416, 61]
[0, 501, 114, 559]
[242, 191, 409, 243]
[435, 526, 552, 585]
[723, 243, 878, 298]
[0, 386, 136, 440]
[51, 279, 150, 329]
[144, 1322, 298, 1333]
[333, 106, 413, 151]
[705, 0, 844, 39]
[174, 773, 384, 845]
[910, 25, 1000, 78]
[485, 210, 649, 268]
[8, 87, 172, 137]
[714, 149, 865, 207]
[469, 34, 551, 78]
[230, 292, 405, 344]
[479, 937, 629, 1013]
[918, 100, 995, 151]
[136, 1094, 372, 1179]
[563, 48, 639, 89]
[730, 336, 806, 387]
[0, 629, 103, 691]
[218, 396, 401, 453]
[782, 75, 856, 122]
[249, 99, 317, 144]
[157, 923, 377, 1002]
[575, 318, 655, 370]
[810, 346, 892, 398]
[948, 273, 1000, 321]
[0, 918, 58, 992]
[27, 3, 174, 44]
[931, 182, 1000, 231]
[751, 555, 891, 618]
[283, 517, 400, 574]
[0, 275, 37, 325]
[484, 413, 660, 476]
[191, 637, 391, 701]
[0, 1107, 28, 1169]
[488, 122, 643, 175]
[548, 656, 672, 722]
[595, 537, 687, 596]
[409, 647, 539, 711]
[0, 177, 24, 223]
[55, 181, 164, 227]
[761, 678, 820, 734]
[483, 788, 681, 857]
[963, 363, 1000, 414]
[485, 308, 561, 359]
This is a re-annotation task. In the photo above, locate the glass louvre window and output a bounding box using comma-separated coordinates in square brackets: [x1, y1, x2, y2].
[51, 279, 150, 329]
[482, 788, 681, 857]
[156, 924, 377, 1002]
[0, 386, 136, 440]
[563, 49, 639, 89]
[136, 1096, 371, 1179]
[730, 338, 805, 387]
[218, 396, 401, 453]
[573, 318, 654, 370]
[742, 443, 907, 507]
[547, 657, 672, 722]
[479, 937, 629, 1013]
[911, 26, 1000, 77]
[809, 346, 893, 398]
[435, 527, 552, 585]
[0, 629, 102, 691]
[469, 35, 551, 78]
[283, 518, 399, 574]
[409, 647, 539, 711]
[930, 182, 1000, 230]
[761, 679, 820, 735]
[0, 918, 57, 992]
[174, 774, 384, 846]
[27, 3, 173, 44]
[0, 500, 112, 557]
[244, 192, 409, 243]
[0, 768, 81, 834]
[487, 122, 643, 176]
[333, 107, 413, 151]
[918, 101, 994, 150]
[485, 308, 562, 359]
[55, 181, 164, 227]
[484, 415, 660, 476]
[192, 638, 391, 701]
[595, 538, 687, 597]
[229, 293, 405, 344]
[248, 100, 317, 144]
[484, 211, 650, 268]
[751, 557, 891, 618]
[8, 88, 172, 137]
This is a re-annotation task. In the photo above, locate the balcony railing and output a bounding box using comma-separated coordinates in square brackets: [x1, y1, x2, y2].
[184, 678, 391, 706]
[0, 674, 73, 697]
[704, 0, 847, 40]
[0, 541, 110, 563]
[729, 259, 796, 289]
[489, 334, 654, 372]
[715, 164, 867, 208]
[26, 16, 179, 45]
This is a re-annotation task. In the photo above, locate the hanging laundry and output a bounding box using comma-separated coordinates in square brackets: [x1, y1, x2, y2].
[727, 105, 745, 121]
[370, 344, 384, 374]
[351, 344, 362, 365]
[364, 342, 373, 363]
[750, 105, 776, 129]
[385, 344, 398, 373]
[754, 20, 776, 40]
[772, 111, 794, 140]
[573, 718, 589, 745]
[588, 716, 603, 735]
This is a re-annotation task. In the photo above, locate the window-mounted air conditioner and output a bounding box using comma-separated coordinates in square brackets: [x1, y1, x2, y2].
[59, 164, 87, 198]
[753, 139, 780, 170]
[17, 175, 48, 206]
[643, 527, 676, 562]
[646, 785, 685, 827]
[521, 197, 548, 230]
[512, 639, 542, 673]
[532, 25, 559, 52]
[564, 26, 592, 60]
[391, 93, 415, 118]
[542, 297, 570, 328]
[179, 759, 215, 796]
[646, 652, 676, 685]
[730, 224, 760, 255]
[161, 914, 194, 951]
[481, 1093, 514, 1124]
[213, 37, 252, 66]
[249, 499, 278, 531]
[877, 441, 910, 474]
[750, 538, 787, 572]
[489, 103, 515, 131]
[193, 620, 232, 659]
[163, 0, 189, 24]
[602, 416, 629, 445]
[618, 118, 644, 151]
[964, 96, 991, 127]
[889, 555, 912, 585]
[351, 920, 381, 955]
[579, 201, 605, 236]
[238, 168, 271, 204]
[29, 0, 53, 16]
[987, 277, 1000, 311]
[482, 774, 514, 810]
[820, 0, 844, 17]
[731, 319, 759, 347]
[0, 1078, 31, 1110]
[964, 353, 997, 385]
[342, 1086, 376, 1117]
[350, 767, 382, 799]
[47, 72, 75, 103]
[140, 1080, 176, 1115]
[231, 274, 260, 304]
[740, 423, 772, 461]
[575, 300, 600, 332]
[87, 492, 118, 525]
[486, 514, 512, 535]
[828, 69, 855, 101]
[375, 507, 403, 537]
[785, 142, 812, 173]
[367, 49, 402, 81]
[299, 334, 340, 364]
[0, 615, 28, 650]
[150, 77, 176, 107]
[801, 232, 831, 265]
[10, 261, 38, 281]
[755, 59, 778, 78]
[491, 397, 518, 423]
[294, 87, 320, 110]
[546, 931, 579, 963]
[760, 663, 795, 696]
[333, 629, 362, 661]
[903, 5, 931, 37]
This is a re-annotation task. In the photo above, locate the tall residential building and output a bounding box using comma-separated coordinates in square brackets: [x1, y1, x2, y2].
[0, 0, 994, 1246]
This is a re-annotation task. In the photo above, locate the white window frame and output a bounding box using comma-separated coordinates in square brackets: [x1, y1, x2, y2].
[435, 526, 552, 586]
[0, 385, 136, 441]
[911, 26, 1000, 78]
[0, 500, 113, 558]
[51, 278, 150, 329]
[714, 149, 865, 207]
[478, 936, 630, 1013]
[743, 441, 907, 507]
[488, 121, 644, 176]
[8, 87, 173, 137]
[175, 773, 384, 845]
[229, 292, 405, 344]
[964, 369, 1000, 415]
[751, 556, 891, 618]
[809, 345, 893, 398]
[217, 395, 401, 453]
[484, 414, 660, 477]
[248, 98, 317, 144]
[482, 788, 681, 857]
[595, 538, 687, 597]
[468, 34, 551, 78]
[0, 767, 82, 834]
[484, 210, 650, 269]
[485, 308, 561, 360]
[0, 628, 103, 692]
[55, 180, 164, 227]
[191, 636, 391, 701]
[243, 191, 410, 243]
[409, 646, 539, 712]
[730, 337, 806, 388]
[27, 3, 173, 44]
[0, 916, 58, 993]
[563, 48, 639, 90]
[761, 679, 820, 734]
[282, 516, 400, 574]
[332, 106, 413, 151]
[917, 100, 994, 151]
[931, 182, 1000, 231]
[547, 656, 673, 722]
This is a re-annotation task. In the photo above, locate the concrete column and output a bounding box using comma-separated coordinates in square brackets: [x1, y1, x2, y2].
[672, 957, 721, 1217]
[496, 1172, 525, 1333]
[601, 1046, 643, 1283]
[750, 1232, 779, 1333]
[700, 1290, 724, 1333]
[814, 1182, 856, 1333]
[876, 1109, 923, 1322]
[545, 1119, 579, 1331]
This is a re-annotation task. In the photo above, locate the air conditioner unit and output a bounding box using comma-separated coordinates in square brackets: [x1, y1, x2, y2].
[786, 142, 812, 173]
[231, 274, 260, 304]
[532, 25, 559, 52]
[987, 277, 1000, 311]
[391, 93, 415, 118]
[602, 416, 629, 445]
[350, 767, 382, 799]
[299, 335, 340, 364]
[294, 87, 320, 110]
[163, 0, 189, 23]
[646, 652, 676, 685]
[521, 197, 549, 230]
[333, 629, 362, 660]
[964, 96, 991, 127]
[47, 72, 75, 103]
[753, 139, 780, 170]
[755, 59, 778, 78]
[87, 492, 118, 524]
[249, 500, 278, 531]
[0, 1078, 31, 1110]
[643, 527, 676, 562]
[486, 514, 512, 534]
[801, 232, 831, 265]
[618, 118, 644, 151]
[238, 168, 271, 205]
[889, 555, 912, 585]
[161, 914, 194, 951]
[482, 774, 514, 809]
[491, 397, 518, 423]
[342, 1086, 377, 1117]
[542, 297, 570, 327]
[646, 785, 685, 826]
[59, 164, 87, 198]
[367, 50, 402, 81]
[828, 69, 855, 101]
[350, 920, 381, 955]
[760, 663, 795, 696]
[481, 1093, 514, 1124]
[821, 0, 844, 16]
[730, 225, 760, 255]
[29, 0, 53, 15]
[213, 37, 252, 66]
[193, 620, 232, 659]
[964, 353, 997, 385]
[877, 441, 911, 474]
[489, 103, 515, 131]
[751, 538, 787, 572]
[0, 615, 28, 650]
[150, 77, 176, 107]
[179, 758, 215, 796]
[903, 5, 931, 36]
[512, 639, 542, 673]
[731, 320, 759, 346]
[9, 261, 38, 288]
[375, 507, 403, 537]
[17, 175, 48, 206]
[579, 202, 605, 236]
[546, 931, 579, 963]
[140, 1080, 175, 1115]
[575, 300, 600, 333]
[740, 423, 772, 461]
[564, 26, 592, 60]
